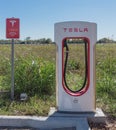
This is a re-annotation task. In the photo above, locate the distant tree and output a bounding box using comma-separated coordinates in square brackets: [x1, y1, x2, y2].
[25, 37, 31, 44]
[97, 37, 116, 43]
[46, 38, 52, 44]
[39, 38, 46, 44]
[0, 37, 53, 44]
[26, 37, 31, 41]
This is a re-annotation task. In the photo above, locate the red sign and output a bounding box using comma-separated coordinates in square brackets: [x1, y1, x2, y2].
[6, 18, 20, 39]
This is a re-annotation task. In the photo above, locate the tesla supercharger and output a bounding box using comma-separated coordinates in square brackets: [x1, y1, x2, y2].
[55, 21, 97, 112]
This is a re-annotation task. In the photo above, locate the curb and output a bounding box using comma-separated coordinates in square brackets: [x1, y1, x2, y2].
[0, 108, 106, 130]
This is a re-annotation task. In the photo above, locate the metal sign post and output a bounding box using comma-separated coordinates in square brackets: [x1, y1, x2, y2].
[11, 39, 15, 100]
[6, 18, 20, 100]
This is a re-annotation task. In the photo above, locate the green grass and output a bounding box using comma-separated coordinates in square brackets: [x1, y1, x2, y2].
[96, 44, 116, 117]
[0, 94, 56, 116]
[0, 43, 116, 117]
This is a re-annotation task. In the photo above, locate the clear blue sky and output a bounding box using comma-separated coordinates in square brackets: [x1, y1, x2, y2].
[0, 0, 116, 41]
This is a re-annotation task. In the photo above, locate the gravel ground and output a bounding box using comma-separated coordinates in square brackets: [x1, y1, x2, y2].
[90, 117, 116, 130]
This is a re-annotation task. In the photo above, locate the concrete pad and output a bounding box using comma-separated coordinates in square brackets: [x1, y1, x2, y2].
[0, 116, 91, 130]
[0, 107, 106, 130]
[49, 107, 106, 124]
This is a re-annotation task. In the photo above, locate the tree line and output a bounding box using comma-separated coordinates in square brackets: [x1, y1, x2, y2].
[0, 38, 54, 44]
[97, 37, 116, 43]
[0, 37, 116, 44]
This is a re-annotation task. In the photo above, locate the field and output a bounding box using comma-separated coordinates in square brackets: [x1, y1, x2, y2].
[0, 43, 116, 121]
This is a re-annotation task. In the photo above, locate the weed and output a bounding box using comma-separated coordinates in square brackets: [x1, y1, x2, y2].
[0, 44, 116, 117]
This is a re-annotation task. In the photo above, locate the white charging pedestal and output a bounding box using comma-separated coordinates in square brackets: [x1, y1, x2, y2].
[53, 21, 106, 130]
[55, 21, 97, 112]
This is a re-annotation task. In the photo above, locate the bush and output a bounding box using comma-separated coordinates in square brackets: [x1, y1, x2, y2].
[96, 56, 116, 98]
[0, 58, 11, 90]
[14, 57, 55, 98]
[2, 57, 55, 98]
